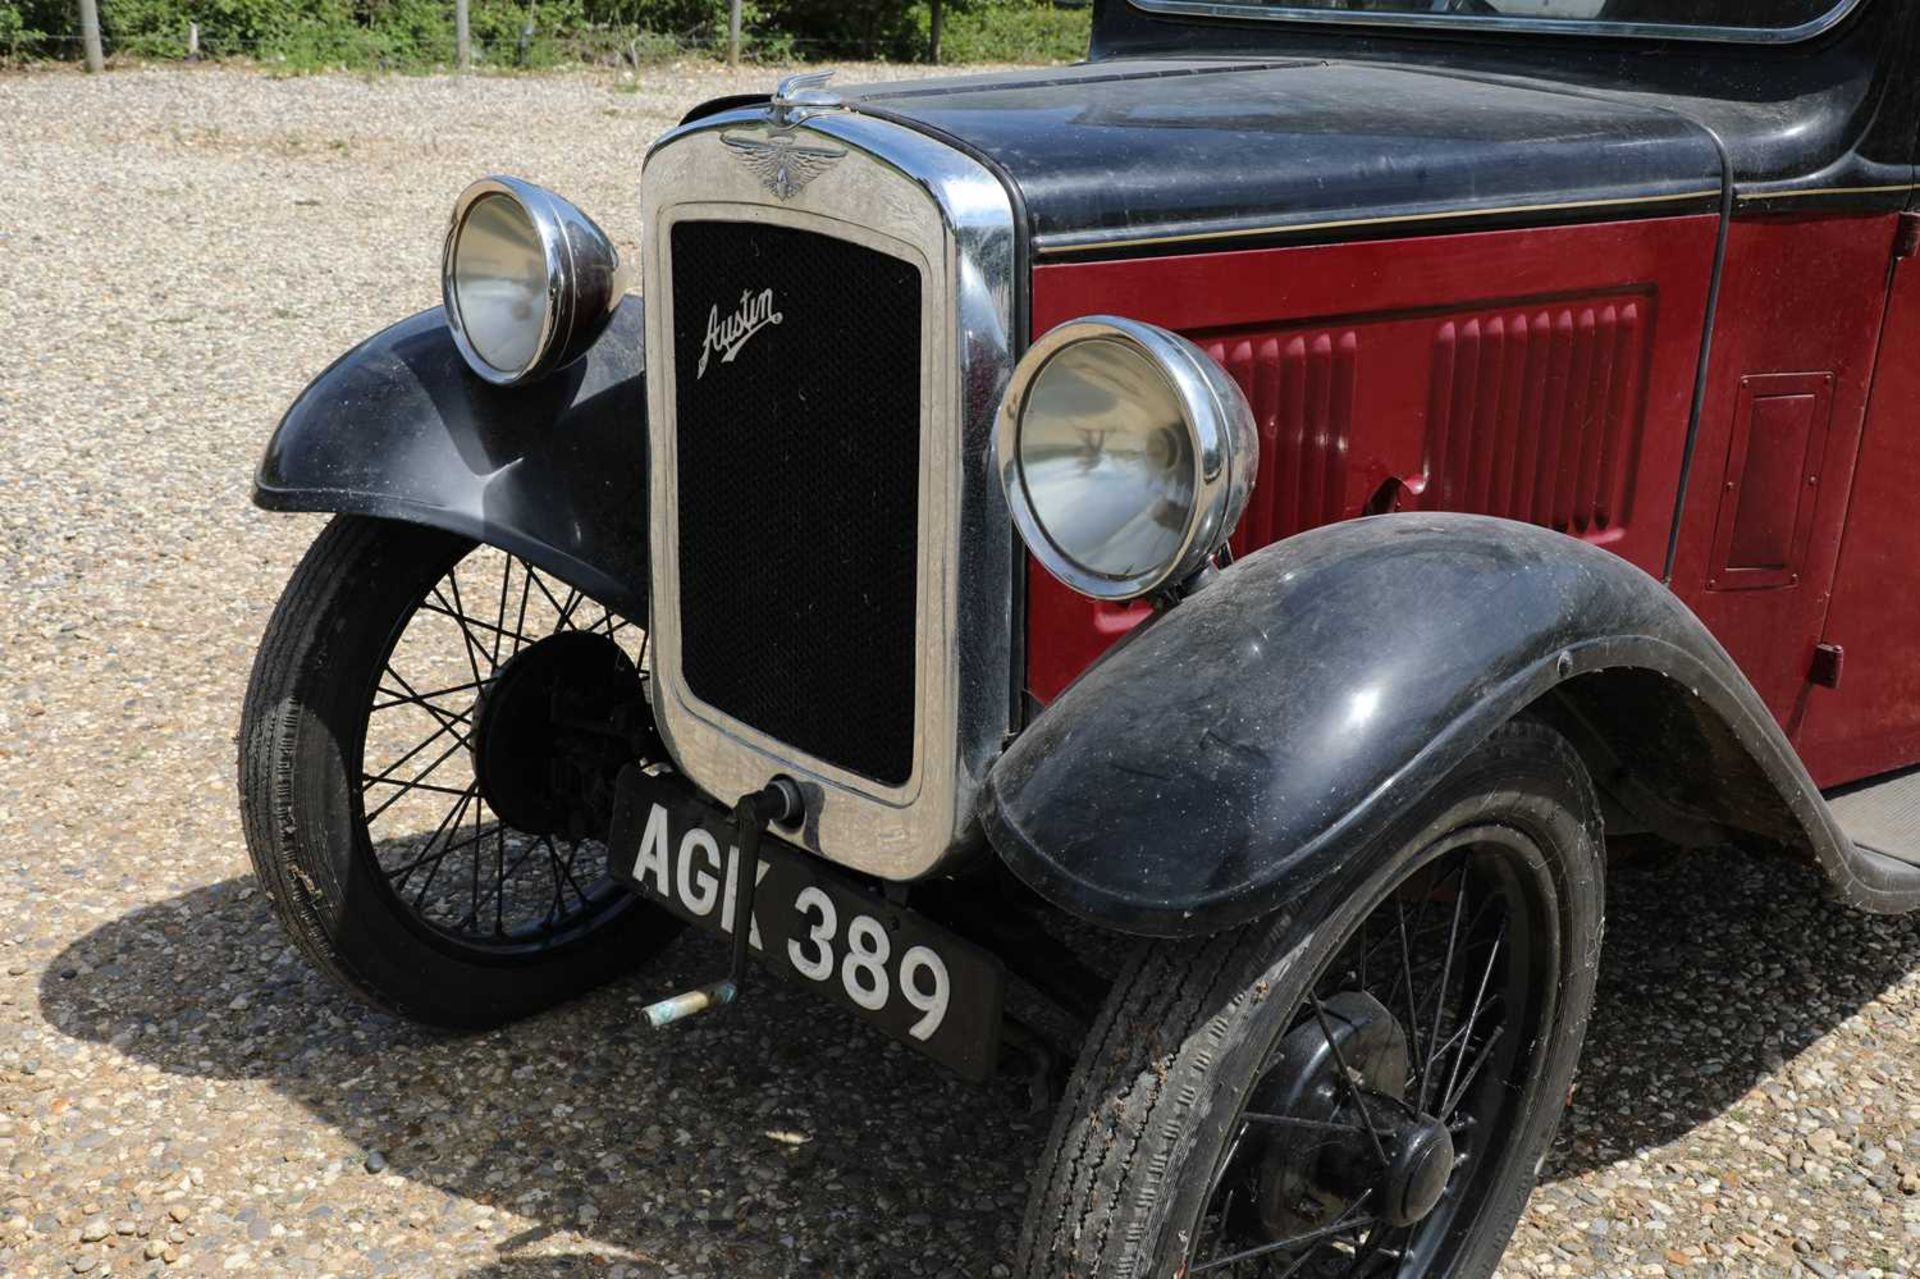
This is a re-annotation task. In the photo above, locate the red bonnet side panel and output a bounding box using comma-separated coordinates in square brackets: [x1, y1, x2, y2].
[1024, 217, 1719, 704]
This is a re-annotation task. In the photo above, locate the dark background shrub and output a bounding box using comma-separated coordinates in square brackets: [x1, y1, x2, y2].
[5, 0, 1090, 67]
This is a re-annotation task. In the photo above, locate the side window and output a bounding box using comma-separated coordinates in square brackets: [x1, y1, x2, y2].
[1482, 2, 1609, 14]
[1133, 0, 1860, 38]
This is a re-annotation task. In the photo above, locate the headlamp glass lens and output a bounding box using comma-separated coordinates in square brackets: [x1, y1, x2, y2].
[452, 193, 549, 376]
[1017, 337, 1198, 583]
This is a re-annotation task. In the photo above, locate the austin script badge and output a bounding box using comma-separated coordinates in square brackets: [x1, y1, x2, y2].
[699, 288, 782, 378]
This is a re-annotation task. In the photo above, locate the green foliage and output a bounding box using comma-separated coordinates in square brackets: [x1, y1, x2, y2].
[3, 0, 1087, 67]
[920, 0, 1088, 63]
[1, 4, 49, 65]
[774, 0, 918, 58]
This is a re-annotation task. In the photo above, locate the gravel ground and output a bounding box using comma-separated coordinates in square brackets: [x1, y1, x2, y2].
[3, 63, 1920, 1279]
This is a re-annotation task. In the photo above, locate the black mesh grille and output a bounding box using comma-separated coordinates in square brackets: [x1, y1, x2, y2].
[670, 220, 923, 786]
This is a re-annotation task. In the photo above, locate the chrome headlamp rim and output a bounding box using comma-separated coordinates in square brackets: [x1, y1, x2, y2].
[442, 176, 568, 387]
[996, 315, 1259, 602]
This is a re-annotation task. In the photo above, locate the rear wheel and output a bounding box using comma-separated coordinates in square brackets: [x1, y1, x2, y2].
[1018, 721, 1604, 1278]
[239, 515, 679, 1028]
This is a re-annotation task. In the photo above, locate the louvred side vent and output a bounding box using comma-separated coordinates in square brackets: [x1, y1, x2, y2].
[1421, 302, 1649, 538]
[1204, 329, 1359, 554]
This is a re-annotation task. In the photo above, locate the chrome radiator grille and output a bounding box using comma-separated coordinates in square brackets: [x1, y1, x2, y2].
[667, 219, 925, 785]
[643, 108, 1015, 881]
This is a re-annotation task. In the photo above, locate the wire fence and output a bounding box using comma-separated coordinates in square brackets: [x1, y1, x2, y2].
[12, 23, 736, 66]
[1, 1, 1090, 71]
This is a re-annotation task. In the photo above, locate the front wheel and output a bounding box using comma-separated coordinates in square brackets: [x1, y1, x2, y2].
[239, 515, 680, 1029]
[1019, 721, 1604, 1278]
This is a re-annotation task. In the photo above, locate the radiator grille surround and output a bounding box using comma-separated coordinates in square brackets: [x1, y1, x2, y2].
[670, 220, 924, 786]
[641, 109, 1016, 882]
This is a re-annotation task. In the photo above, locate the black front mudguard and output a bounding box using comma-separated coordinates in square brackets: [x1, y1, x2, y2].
[983, 514, 1920, 938]
[254, 298, 649, 619]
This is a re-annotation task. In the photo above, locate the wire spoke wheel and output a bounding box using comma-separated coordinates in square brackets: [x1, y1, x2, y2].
[243, 517, 682, 1028]
[1017, 722, 1600, 1279]
[1183, 835, 1549, 1277]
[359, 543, 653, 953]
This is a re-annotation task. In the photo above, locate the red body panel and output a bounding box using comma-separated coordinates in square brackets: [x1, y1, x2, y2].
[1665, 216, 1898, 740]
[1024, 216, 1719, 703]
[1025, 212, 1920, 791]
[1793, 227, 1920, 786]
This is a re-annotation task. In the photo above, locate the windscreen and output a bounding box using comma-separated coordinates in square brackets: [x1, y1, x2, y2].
[1128, 0, 1862, 42]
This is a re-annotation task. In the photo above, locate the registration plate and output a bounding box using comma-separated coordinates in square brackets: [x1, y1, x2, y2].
[607, 768, 1004, 1080]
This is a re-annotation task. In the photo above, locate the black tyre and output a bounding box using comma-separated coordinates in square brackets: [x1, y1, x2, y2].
[239, 515, 679, 1028]
[1019, 721, 1604, 1278]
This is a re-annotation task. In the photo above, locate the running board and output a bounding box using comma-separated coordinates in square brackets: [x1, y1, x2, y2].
[1826, 768, 1920, 868]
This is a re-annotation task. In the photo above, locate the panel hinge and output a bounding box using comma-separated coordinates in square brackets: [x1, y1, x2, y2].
[1811, 642, 1845, 690]
[1896, 214, 1920, 261]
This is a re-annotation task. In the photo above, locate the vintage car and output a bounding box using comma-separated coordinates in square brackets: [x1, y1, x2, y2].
[238, 0, 1920, 1272]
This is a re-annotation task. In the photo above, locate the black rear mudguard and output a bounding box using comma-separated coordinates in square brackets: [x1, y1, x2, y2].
[983, 514, 1920, 938]
[254, 299, 649, 619]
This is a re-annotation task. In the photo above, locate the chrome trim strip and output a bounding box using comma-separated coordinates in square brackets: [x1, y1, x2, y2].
[1735, 182, 1917, 202]
[642, 108, 1016, 882]
[1124, 0, 1867, 47]
[1037, 188, 1722, 257]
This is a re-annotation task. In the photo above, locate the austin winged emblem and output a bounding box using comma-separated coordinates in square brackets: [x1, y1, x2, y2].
[721, 131, 847, 201]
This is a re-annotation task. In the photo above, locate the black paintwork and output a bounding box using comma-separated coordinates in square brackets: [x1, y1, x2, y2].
[981, 515, 1920, 937]
[1092, 0, 1919, 201]
[1098, 0, 1920, 196]
[844, 0, 1917, 257]
[255, 299, 650, 620]
[851, 60, 1724, 257]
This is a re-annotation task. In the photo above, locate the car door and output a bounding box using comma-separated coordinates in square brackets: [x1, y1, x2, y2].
[1792, 206, 1920, 787]
[1666, 212, 1903, 737]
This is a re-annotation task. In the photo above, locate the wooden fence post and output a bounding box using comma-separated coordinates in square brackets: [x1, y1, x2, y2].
[727, 0, 741, 68]
[78, 0, 104, 72]
[455, 0, 471, 69]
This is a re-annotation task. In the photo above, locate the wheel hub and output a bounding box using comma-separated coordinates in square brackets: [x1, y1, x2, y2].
[1383, 1114, 1456, 1227]
[469, 630, 651, 839]
[1249, 991, 1460, 1238]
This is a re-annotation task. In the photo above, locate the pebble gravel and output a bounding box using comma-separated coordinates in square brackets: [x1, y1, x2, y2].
[3, 63, 1920, 1279]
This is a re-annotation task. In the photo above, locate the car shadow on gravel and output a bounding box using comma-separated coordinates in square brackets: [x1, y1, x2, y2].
[1544, 842, 1920, 1180]
[37, 843, 1920, 1272]
[36, 876, 1046, 1275]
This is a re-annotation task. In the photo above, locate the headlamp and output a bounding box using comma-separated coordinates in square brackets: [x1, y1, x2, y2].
[442, 176, 625, 386]
[996, 316, 1258, 601]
